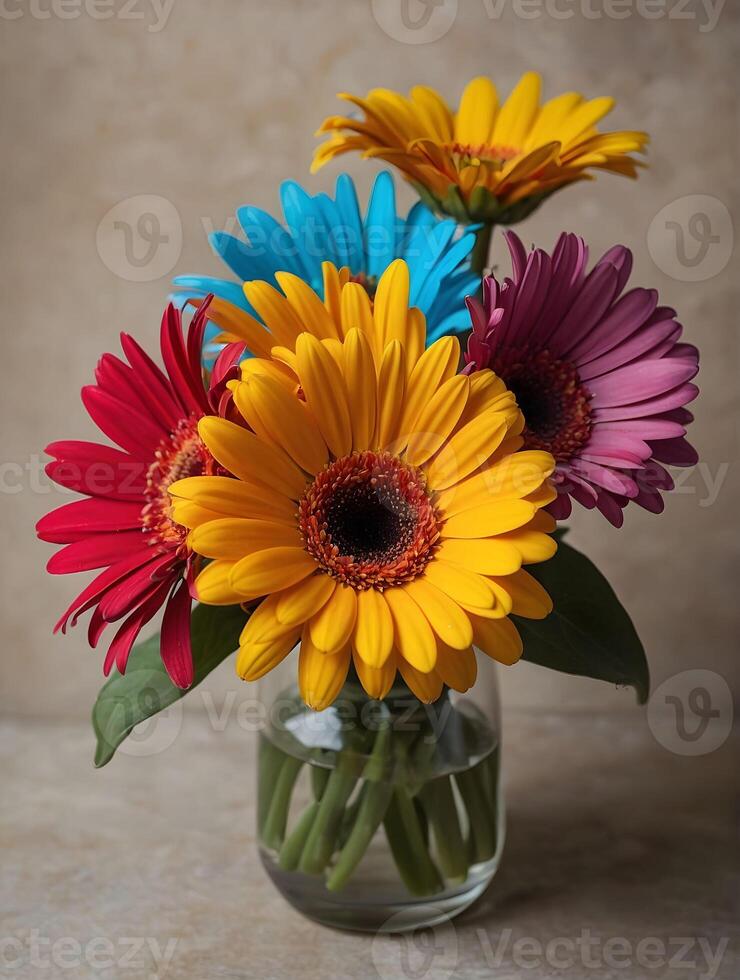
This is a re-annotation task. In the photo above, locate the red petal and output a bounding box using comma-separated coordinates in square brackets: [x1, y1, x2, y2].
[37, 498, 142, 543]
[81, 386, 165, 458]
[45, 441, 147, 500]
[47, 531, 148, 574]
[160, 579, 193, 689]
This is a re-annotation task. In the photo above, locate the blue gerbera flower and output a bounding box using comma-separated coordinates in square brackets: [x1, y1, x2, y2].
[172, 171, 478, 348]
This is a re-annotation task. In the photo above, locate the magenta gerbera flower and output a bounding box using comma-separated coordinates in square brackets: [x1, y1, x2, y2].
[465, 232, 699, 527]
[37, 300, 244, 687]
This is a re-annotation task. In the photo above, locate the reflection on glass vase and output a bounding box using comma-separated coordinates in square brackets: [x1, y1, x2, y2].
[256, 651, 504, 933]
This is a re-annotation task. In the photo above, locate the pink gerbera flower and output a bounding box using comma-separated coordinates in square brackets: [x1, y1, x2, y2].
[37, 300, 244, 687]
[465, 232, 699, 527]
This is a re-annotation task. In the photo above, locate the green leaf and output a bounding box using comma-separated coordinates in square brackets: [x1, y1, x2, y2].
[92, 602, 248, 767]
[514, 540, 650, 703]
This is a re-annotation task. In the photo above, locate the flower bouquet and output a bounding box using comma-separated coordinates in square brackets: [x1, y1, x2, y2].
[38, 74, 699, 932]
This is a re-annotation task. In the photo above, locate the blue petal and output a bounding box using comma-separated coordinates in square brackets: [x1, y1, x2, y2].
[280, 180, 327, 287]
[236, 205, 304, 281]
[364, 171, 399, 279]
[333, 174, 364, 273]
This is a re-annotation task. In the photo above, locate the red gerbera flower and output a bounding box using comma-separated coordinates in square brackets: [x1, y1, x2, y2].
[37, 299, 244, 688]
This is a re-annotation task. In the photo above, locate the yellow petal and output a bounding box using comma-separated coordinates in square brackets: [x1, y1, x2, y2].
[470, 614, 523, 666]
[401, 336, 461, 434]
[491, 569, 552, 619]
[229, 547, 317, 599]
[208, 302, 273, 359]
[525, 484, 558, 510]
[424, 560, 495, 609]
[397, 660, 443, 704]
[234, 374, 328, 475]
[375, 340, 406, 450]
[239, 592, 294, 645]
[426, 409, 509, 490]
[189, 518, 300, 560]
[525, 92, 583, 147]
[275, 574, 336, 627]
[236, 625, 301, 681]
[410, 84, 454, 142]
[441, 499, 537, 538]
[309, 582, 357, 653]
[555, 96, 616, 148]
[438, 451, 554, 515]
[384, 587, 438, 673]
[436, 537, 522, 576]
[343, 328, 377, 450]
[340, 282, 375, 344]
[404, 375, 470, 465]
[299, 632, 350, 710]
[169, 475, 296, 526]
[435, 644, 477, 692]
[353, 649, 396, 700]
[373, 259, 410, 351]
[275, 271, 340, 340]
[455, 76, 498, 147]
[496, 526, 557, 564]
[198, 417, 307, 500]
[402, 579, 472, 650]
[353, 588, 394, 667]
[242, 280, 306, 349]
[492, 71, 542, 148]
[193, 560, 244, 605]
[171, 499, 231, 530]
[295, 333, 352, 458]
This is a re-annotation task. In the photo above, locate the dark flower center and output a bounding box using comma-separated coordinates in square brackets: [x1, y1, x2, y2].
[142, 415, 217, 556]
[492, 348, 593, 461]
[349, 271, 378, 299]
[298, 451, 440, 591]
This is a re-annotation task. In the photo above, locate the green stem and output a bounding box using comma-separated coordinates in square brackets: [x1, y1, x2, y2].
[419, 776, 468, 883]
[326, 723, 393, 891]
[327, 781, 393, 892]
[311, 764, 330, 802]
[455, 760, 496, 864]
[279, 801, 320, 872]
[470, 222, 495, 277]
[384, 788, 444, 897]
[298, 753, 363, 875]
[262, 755, 303, 852]
[257, 737, 288, 837]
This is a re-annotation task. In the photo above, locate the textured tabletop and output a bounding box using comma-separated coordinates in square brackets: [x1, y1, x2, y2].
[2, 709, 737, 980]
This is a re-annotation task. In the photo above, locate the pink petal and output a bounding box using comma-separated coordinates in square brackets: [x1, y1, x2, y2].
[589, 360, 699, 409]
[591, 382, 699, 421]
[578, 319, 681, 382]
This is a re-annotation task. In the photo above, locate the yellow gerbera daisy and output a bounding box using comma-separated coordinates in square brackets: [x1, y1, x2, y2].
[170, 260, 558, 709]
[202, 260, 428, 364]
[312, 72, 648, 225]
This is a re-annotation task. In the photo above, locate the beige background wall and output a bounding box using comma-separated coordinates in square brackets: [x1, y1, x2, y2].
[2, 0, 738, 720]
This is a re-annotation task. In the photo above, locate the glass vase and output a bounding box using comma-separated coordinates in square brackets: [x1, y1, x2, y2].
[256, 652, 504, 933]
